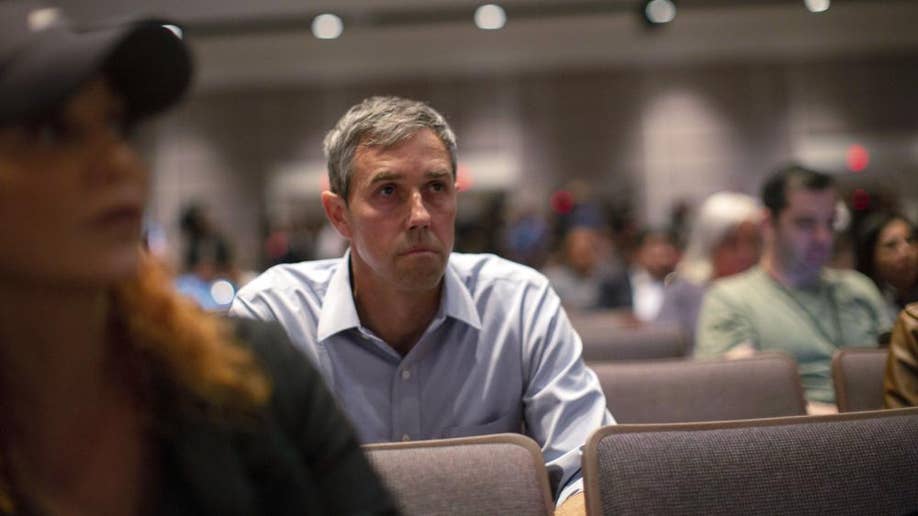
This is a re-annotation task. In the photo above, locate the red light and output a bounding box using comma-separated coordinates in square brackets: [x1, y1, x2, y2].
[550, 190, 575, 215]
[847, 144, 869, 173]
[456, 164, 473, 192]
[851, 188, 871, 211]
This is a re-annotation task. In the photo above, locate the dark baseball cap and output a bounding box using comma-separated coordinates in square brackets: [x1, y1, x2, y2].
[0, 1, 192, 125]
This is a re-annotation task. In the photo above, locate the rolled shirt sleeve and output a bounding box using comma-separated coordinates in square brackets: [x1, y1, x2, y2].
[521, 278, 615, 502]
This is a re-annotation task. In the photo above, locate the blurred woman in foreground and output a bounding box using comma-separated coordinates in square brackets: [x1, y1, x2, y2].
[0, 3, 395, 514]
[657, 192, 762, 353]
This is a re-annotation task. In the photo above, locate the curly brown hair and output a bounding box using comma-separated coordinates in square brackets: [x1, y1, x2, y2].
[0, 251, 271, 513]
[114, 251, 270, 411]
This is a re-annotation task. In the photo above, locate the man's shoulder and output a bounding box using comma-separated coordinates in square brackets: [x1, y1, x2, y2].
[448, 252, 549, 290]
[823, 267, 879, 293]
[707, 267, 766, 299]
[235, 258, 344, 302]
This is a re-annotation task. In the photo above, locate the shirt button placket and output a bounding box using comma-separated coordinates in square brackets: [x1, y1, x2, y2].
[393, 363, 421, 443]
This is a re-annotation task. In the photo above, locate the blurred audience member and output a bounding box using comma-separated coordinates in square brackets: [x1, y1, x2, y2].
[829, 201, 855, 269]
[503, 211, 550, 268]
[667, 199, 692, 250]
[0, 3, 395, 514]
[657, 192, 762, 352]
[315, 221, 348, 259]
[696, 165, 891, 410]
[884, 303, 918, 408]
[543, 225, 617, 310]
[264, 221, 315, 267]
[602, 228, 681, 322]
[854, 212, 918, 320]
[175, 204, 238, 310]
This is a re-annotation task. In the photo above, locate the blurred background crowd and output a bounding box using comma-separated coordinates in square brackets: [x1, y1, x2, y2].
[54, 0, 914, 322]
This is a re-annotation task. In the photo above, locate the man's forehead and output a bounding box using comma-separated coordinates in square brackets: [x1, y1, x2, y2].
[357, 128, 448, 154]
[353, 130, 450, 169]
[788, 187, 835, 203]
[784, 188, 836, 217]
[365, 169, 451, 184]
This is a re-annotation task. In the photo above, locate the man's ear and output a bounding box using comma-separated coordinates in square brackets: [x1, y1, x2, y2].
[761, 208, 777, 241]
[321, 191, 352, 240]
[762, 208, 776, 230]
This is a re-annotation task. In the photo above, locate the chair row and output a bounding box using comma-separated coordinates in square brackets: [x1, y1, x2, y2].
[569, 313, 687, 361]
[570, 311, 891, 413]
[587, 348, 890, 420]
[365, 408, 918, 515]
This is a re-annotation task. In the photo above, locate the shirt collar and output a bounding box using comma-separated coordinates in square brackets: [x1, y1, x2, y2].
[316, 249, 362, 342]
[316, 251, 482, 342]
[440, 259, 483, 331]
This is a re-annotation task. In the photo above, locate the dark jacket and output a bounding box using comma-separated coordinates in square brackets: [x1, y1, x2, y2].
[884, 304, 918, 409]
[154, 318, 398, 515]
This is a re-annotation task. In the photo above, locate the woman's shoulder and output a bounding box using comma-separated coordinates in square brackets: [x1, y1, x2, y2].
[224, 317, 323, 415]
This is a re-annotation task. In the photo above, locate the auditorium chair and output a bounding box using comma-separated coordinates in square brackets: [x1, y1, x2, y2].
[589, 353, 806, 423]
[364, 433, 554, 516]
[569, 311, 685, 361]
[832, 347, 889, 412]
[582, 408, 918, 515]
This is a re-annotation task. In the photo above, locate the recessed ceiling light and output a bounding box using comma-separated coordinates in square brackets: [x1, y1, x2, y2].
[643, 0, 677, 25]
[804, 0, 831, 13]
[312, 13, 343, 40]
[475, 4, 506, 31]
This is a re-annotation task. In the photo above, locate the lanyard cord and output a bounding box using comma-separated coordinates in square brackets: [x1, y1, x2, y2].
[768, 274, 843, 346]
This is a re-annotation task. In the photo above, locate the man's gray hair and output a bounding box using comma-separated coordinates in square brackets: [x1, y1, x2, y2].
[323, 96, 458, 200]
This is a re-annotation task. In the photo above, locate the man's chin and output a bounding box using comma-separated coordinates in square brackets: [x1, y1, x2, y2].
[396, 262, 446, 291]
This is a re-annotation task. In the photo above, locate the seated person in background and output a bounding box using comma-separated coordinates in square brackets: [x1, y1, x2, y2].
[601, 228, 681, 322]
[854, 212, 918, 321]
[0, 4, 396, 514]
[175, 204, 239, 310]
[696, 165, 891, 412]
[884, 303, 918, 407]
[231, 96, 613, 514]
[657, 192, 762, 353]
[543, 224, 618, 311]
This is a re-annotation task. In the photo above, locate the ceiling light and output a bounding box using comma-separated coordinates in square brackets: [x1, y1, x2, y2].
[475, 4, 506, 30]
[312, 13, 343, 40]
[804, 0, 830, 13]
[643, 0, 676, 25]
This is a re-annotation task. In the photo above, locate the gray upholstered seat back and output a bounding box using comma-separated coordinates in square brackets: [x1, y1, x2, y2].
[589, 353, 806, 423]
[364, 433, 554, 516]
[832, 347, 888, 412]
[569, 313, 685, 361]
[583, 408, 918, 516]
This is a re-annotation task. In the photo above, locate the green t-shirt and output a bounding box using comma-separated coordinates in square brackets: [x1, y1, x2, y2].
[696, 266, 891, 403]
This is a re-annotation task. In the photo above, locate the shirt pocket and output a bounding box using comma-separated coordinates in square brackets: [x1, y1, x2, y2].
[443, 411, 523, 439]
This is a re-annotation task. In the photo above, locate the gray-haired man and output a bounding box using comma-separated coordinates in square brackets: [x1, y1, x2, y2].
[231, 96, 613, 513]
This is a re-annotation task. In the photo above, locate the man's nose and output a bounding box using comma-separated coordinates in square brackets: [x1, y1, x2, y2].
[814, 224, 833, 245]
[407, 190, 431, 229]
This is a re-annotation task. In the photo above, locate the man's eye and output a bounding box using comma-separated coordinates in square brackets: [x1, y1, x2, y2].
[379, 185, 396, 197]
[430, 182, 445, 192]
[796, 220, 814, 230]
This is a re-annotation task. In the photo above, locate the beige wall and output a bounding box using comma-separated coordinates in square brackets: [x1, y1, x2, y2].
[142, 54, 918, 271]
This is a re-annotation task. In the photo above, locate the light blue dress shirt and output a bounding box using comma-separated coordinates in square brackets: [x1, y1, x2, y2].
[230, 251, 614, 502]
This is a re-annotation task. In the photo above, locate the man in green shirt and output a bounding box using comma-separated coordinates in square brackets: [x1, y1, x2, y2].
[696, 165, 890, 409]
